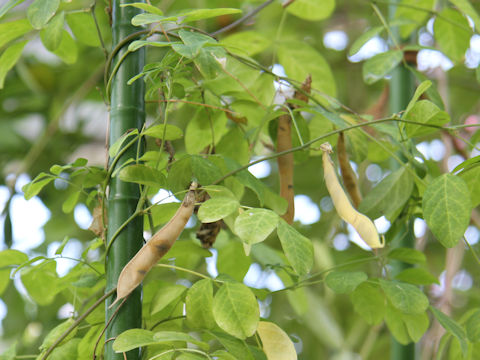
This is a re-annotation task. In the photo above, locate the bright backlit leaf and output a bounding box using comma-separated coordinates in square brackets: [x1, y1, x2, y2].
[257, 321, 297, 360]
[286, 0, 335, 21]
[213, 282, 259, 339]
[234, 209, 278, 245]
[198, 197, 239, 223]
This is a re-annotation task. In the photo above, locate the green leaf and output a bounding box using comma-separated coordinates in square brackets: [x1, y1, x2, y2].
[118, 164, 165, 188]
[150, 283, 186, 315]
[278, 41, 336, 100]
[0, 40, 27, 89]
[39, 318, 76, 351]
[459, 165, 480, 207]
[109, 129, 139, 158]
[422, 174, 471, 248]
[380, 279, 429, 314]
[387, 247, 426, 264]
[403, 312, 429, 342]
[325, 271, 368, 294]
[40, 11, 64, 51]
[0, 19, 32, 48]
[112, 329, 155, 352]
[131, 13, 169, 26]
[450, 0, 480, 30]
[394, 0, 434, 39]
[362, 50, 403, 84]
[213, 282, 260, 339]
[121, 2, 163, 15]
[404, 100, 450, 137]
[217, 241, 251, 282]
[197, 197, 239, 223]
[185, 279, 215, 329]
[263, 189, 288, 216]
[0, 250, 28, 295]
[350, 282, 385, 325]
[276, 220, 313, 276]
[21, 260, 62, 305]
[191, 156, 223, 185]
[114, 330, 209, 352]
[144, 124, 183, 140]
[404, 80, 432, 115]
[128, 40, 176, 52]
[52, 31, 77, 64]
[430, 306, 468, 356]
[349, 26, 383, 57]
[62, 191, 80, 213]
[221, 31, 271, 57]
[66, 12, 101, 47]
[180, 8, 242, 23]
[0, 0, 25, 19]
[47, 338, 80, 360]
[359, 167, 413, 221]
[27, 0, 59, 29]
[385, 303, 410, 345]
[77, 325, 102, 360]
[286, 0, 335, 21]
[434, 8, 471, 62]
[22, 176, 53, 200]
[185, 108, 228, 154]
[216, 127, 250, 165]
[234, 209, 278, 245]
[465, 309, 480, 342]
[394, 267, 439, 285]
[211, 332, 255, 360]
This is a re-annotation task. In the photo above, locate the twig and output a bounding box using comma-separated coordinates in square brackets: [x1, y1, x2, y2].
[145, 99, 237, 114]
[211, 0, 275, 36]
[41, 288, 116, 360]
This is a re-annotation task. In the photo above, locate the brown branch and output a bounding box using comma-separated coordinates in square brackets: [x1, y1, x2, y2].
[337, 132, 362, 208]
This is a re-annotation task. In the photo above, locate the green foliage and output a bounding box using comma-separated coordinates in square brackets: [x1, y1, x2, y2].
[2, 0, 480, 359]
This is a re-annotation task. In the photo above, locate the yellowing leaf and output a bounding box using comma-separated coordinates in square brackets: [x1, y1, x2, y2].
[257, 321, 297, 360]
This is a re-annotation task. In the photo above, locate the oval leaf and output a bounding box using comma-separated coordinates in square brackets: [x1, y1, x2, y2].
[277, 220, 313, 276]
[325, 271, 368, 294]
[350, 282, 385, 325]
[434, 8, 471, 62]
[286, 0, 335, 21]
[213, 282, 259, 339]
[144, 124, 183, 140]
[422, 174, 471, 248]
[0, 40, 28, 89]
[387, 247, 426, 264]
[257, 321, 297, 360]
[465, 309, 480, 342]
[234, 209, 279, 245]
[185, 279, 215, 329]
[430, 306, 468, 355]
[380, 279, 429, 314]
[404, 100, 450, 137]
[394, 267, 439, 285]
[359, 167, 413, 220]
[118, 164, 165, 188]
[362, 50, 403, 84]
[197, 197, 239, 223]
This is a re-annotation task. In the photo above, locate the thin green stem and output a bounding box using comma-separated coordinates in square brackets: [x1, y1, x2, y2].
[105, 210, 141, 259]
[212, 116, 448, 186]
[156, 263, 221, 282]
[41, 288, 116, 360]
[464, 236, 480, 266]
[371, 2, 400, 49]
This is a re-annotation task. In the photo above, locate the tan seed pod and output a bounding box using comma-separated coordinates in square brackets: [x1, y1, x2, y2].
[110, 182, 197, 307]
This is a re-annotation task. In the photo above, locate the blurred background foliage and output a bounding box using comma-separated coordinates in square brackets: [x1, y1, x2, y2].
[0, 0, 480, 359]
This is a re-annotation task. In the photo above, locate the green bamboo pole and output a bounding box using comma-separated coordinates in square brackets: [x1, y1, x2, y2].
[105, 1, 145, 359]
[388, 2, 415, 360]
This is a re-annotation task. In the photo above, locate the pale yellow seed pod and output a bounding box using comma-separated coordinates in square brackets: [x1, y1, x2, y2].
[320, 143, 384, 249]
